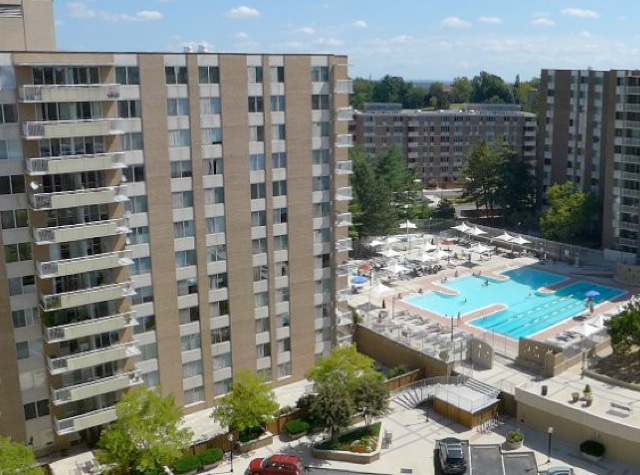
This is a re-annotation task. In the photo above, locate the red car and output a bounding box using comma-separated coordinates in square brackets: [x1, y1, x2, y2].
[245, 454, 305, 475]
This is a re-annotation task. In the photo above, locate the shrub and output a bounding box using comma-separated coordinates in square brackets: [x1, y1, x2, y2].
[296, 393, 316, 410]
[284, 419, 309, 435]
[387, 365, 410, 379]
[316, 422, 381, 451]
[198, 448, 223, 466]
[238, 426, 264, 443]
[173, 455, 202, 474]
[580, 440, 605, 457]
[277, 405, 294, 416]
[506, 431, 523, 443]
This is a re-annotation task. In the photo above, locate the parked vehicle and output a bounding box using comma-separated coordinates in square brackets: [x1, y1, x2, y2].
[246, 454, 304, 475]
[437, 438, 467, 474]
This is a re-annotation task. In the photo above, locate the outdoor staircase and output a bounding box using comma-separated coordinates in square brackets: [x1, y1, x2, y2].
[463, 378, 501, 399]
[393, 376, 501, 410]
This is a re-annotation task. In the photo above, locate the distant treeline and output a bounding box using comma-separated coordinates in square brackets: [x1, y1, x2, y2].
[351, 72, 539, 113]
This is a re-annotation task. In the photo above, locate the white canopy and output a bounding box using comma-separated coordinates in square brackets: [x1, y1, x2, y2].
[383, 262, 409, 274]
[416, 252, 437, 263]
[589, 315, 608, 329]
[399, 219, 417, 229]
[511, 235, 531, 245]
[494, 232, 514, 243]
[452, 222, 472, 232]
[369, 239, 386, 247]
[572, 322, 600, 338]
[422, 242, 438, 252]
[379, 248, 400, 258]
[385, 236, 400, 244]
[467, 226, 487, 236]
[468, 243, 492, 254]
[369, 282, 392, 295]
[430, 249, 451, 260]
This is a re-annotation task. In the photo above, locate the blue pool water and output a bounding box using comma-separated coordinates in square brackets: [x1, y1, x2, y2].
[404, 268, 624, 339]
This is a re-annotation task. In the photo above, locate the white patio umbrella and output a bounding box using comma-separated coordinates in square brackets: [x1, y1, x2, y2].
[369, 281, 392, 294]
[572, 321, 600, 338]
[430, 249, 450, 260]
[468, 243, 492, 254]
[589, 315, 607, 329]
[383, 262, 409, 274]
[511, 235, 531, 245]
[379, 248, 400, 258]
[385, 236, 400, 244]
[422, 242, 438, 252]
[417, 252, 437, 263]
[494, 231, 514, 243]
[369, 239, 386, 247]
[452, 222, 472, 233]
[399, 219, 417, 230]
[467, 226, 487, 237]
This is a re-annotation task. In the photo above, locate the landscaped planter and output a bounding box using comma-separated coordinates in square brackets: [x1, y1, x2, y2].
[505, 431, 524, 450]
[312, 424, 382, 465]
[580, 440, 605, 463]
[581, 452, 602, 463]
[238, 432, 274, 454]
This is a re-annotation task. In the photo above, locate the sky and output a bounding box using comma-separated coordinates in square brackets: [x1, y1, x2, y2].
[54, 1, 640, 82]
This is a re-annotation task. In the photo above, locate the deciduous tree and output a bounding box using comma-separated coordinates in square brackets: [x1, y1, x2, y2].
[539, 182, 590, 242]
[353, 373, 390, 426]
[96, 387, 192, 475]
[605, 301, 640, 356]
[0, 436, 42, 475]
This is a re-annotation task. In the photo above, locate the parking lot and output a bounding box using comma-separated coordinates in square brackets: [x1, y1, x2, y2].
[433, 440, 538, 475]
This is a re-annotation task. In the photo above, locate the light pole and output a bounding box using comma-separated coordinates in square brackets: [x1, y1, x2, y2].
[547, 426, 554, 464]
[227, 433, 234, 472]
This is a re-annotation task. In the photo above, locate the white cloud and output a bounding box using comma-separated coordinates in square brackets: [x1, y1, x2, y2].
[234, 32, 249, 39]
[68, 3, 162, 22]
[389, 35, 413, 45]
[295, 27, 315, 35]
[532, 17, 554, 27]
[561, 8, 599, 19]
[441, 16, 471, 28]
[225, 6, 260, 19]
[313, 37, 344, 46]
[135, 10, 163, 21]
[478, 16, 502, 24]
[68, 2, 96, 18]
[353, 20, 367, 29]
[580, 31, 592, 38]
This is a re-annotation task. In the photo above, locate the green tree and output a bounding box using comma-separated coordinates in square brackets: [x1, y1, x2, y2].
[432, 199, 456, 219]
[0, 436, 42, 475]
[350, 78, 374, 110]
[471, 71, 515, 103]
[371, 75, 410, 104]
[449, 76, 474, 104]
[309, 382, 354, 441]
[427, 81, 449, 110]
[211, 370, 279, 433]
[539, 182, 590, 242]
[461, 141, 505, 214]
[605, 301, 640, 356]
[307, 345, 377, 388]
[353, 372, 390, 426]
[96, 387, 193, 475]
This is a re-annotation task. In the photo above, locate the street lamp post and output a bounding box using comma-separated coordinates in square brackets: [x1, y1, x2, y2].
[227, 433, 234, 472]
[547, 426, 554, 464]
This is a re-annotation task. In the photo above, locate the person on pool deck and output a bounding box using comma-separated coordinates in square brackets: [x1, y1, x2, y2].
[483, 279, 489, 286]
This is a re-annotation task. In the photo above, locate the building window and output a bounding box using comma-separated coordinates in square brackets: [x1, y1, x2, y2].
[272, 152, 287, 169]
[313, 202, 330, 218]
[249, 125, 265, 142]
[177, 278, 198, 296]
[312, 149, 330, 164]
[165, 66, 188, 85]
[180, 334, 201, 351]
[208, 272, 228, 290]
[16, 341, 29, 359]
[311, 66, 329, 82]
[250, 153, 265, 171]
[313, 121, 330, 137]
[0, 175, 25, 194]
[123, 165, 145, 183]
[200, 97, 221, 115]
[179, 306, 200, 324]
[184, 386, 205, 406]
[278, 362, 292, 379]
[274, 235, 288, 251]
[253, 265, 268, 282]
[201, 127, 222, 145]
[254, 291, 269, 307]
[0, 104, 17, 123]
[1, 209, 27, 229]
[205, 217, 225, 234]
[278, 337, 291, 353]
[172, 191, 193, 209]
[130, 257, 152, 276]
[0, 139, 21, 160]
[271, 95, 285, 112]
[256, 342, 271, 358]
[131, 286, 154, 305]
[313, 176, 330, 191]
[24, 399, 49, 420]
[272, 124, 286, 140]
[273, 208, 288, 224]
[168, 129, 191, 147]
[210, 300, 230, 318]
[213, 352, 232, 370]
[248, 96, 264, 113]
[135, 314, 156, 333]
[115, 66, 140, 85]
[211, 326, 231, 344]
[252, 237, 267, 254]
[142, 371, 160, 388]
[167, 98, 190, 116]
[276, 312, 290, 328]
[129, 226, 150, 244]
[182, 361, 203, 378]
[270, 66, 284, 83]
[251, 183, 266, 199]
[214, 378, 232, 395]
[8, 275, 36, 296]
[173, 220, 195, 238]
[4, 243, 32, 263]
[175, 249, 197, 268]
[170, 160, 192, 178]
[198, 66, 219, 84]
[117, 100, 141, 119]
[272, 180, 287, 197]
[251, 210, 266, 227]
[120, 132, 144, 151]
[11, 308, 39, 328]
[203, 158, 223, 176]
[312, 95, 330, 110]
[139, 342, 158, 360]
[276, 287, 290, 303]
[255, 316, 270, 333]
[206, 244, 226, 262]
[126, 195, 148, 213]
[248, 66, 263, 83]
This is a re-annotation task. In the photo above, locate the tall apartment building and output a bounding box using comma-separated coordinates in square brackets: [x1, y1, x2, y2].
[352, 103, 537, 186]
[538, 69, 640, 253]
[0, 1, 353, 454]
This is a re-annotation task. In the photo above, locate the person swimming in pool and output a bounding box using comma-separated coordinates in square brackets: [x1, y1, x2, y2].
[483, 279, 489, 286]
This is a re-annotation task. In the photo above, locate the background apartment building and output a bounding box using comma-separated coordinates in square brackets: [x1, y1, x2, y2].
[352, 103, 537, 187]
[0, 0, 353, 453]
[538, 69, 640, 255]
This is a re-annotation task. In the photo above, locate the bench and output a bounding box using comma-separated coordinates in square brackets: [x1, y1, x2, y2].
[610, 402, 632, 416]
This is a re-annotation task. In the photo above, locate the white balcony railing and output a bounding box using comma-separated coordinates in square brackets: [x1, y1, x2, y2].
[53, 406, 117, 436]
[335, 186, 353, 201]
[335, 134, 353, 148]
[30, 185, 128, 210]
[335, 264, 350, 278]
[335, 212, 352, 227]
[23, 118, 125, 140]
[44, 311, 137, 343]
[335, 160, 353, 175]
[336, 107, 354, 121]
[47, 341, 140, 375]
[37, 249, 133, 278]
[51, 370, 142, 406]
[335, 238, 353, 252]
[19, 84, 121, 103]
[334, 79, 354, 94]
[27, 151, 126, 175]
[41, 280, 136, 311]
[33, 218, 129, 244]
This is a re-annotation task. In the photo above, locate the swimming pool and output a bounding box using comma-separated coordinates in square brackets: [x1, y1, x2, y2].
[404, 268, 624, 339]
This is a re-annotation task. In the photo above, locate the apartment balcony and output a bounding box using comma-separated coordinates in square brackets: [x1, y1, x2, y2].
[336, 308, 353, 326]
[37, 250, 133, 278]
[23, 119, 124, 140]
[47, 341, 140, 376]
[41, 281, 136, 311]
[51, 370, 142, 406]
[335, 238, 352, 252]
[335, 134, 353, 148]
[44, 311, 137, 344]
[19, 84, 121, 103]
[334, 79, 354, 94]
[335, 264, 350, 278]
[30, 186, 128, 211]
[335, 160, 353, 175]
[335, 186, 352, 201]
[336, 107, 354, 121]
[26, 151, 126, 175]
[33, 218, 129, 245]
[335, 212, 352, 227]
[336, 289, 350, 302]
[53, 406, 117, 436]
